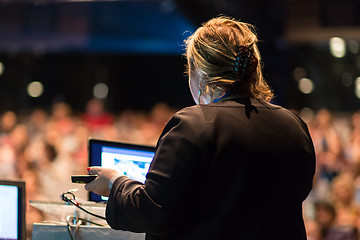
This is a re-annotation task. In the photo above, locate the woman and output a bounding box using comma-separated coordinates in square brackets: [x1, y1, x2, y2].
[85, 16, 316, 239]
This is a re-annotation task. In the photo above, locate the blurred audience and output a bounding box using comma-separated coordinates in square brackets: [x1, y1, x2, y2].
[305, 109, 360, 240]
[314, 201, 336, 239]
[2, 102, 360, 239]
[311, 109, 345, 182]
[0, 99, 176, 237]
[331, 174, 359, 227]
[313, 200, 358, 240]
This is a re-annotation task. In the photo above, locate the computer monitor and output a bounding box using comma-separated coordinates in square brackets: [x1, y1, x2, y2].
[0, 180, 26, 240]
[88, 139, 155, 202]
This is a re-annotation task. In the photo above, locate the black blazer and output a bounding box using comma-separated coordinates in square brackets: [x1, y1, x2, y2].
[106, 98, 316, 240]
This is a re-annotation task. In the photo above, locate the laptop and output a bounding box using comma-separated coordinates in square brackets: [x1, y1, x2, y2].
[88, 138, 155, 202]
[0, 180, 26, 240]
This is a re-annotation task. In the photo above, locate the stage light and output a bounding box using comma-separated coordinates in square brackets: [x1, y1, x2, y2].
[0, 62, 4, 76]
[329, 37, 346, 58]
[299, 78, 314, 94]
[355, 77, 360, 99]
[27, 81, 44, 98]
[348, 40, 359, 54]
[293, 67, 307, 81]
[93, 83, 108, 99]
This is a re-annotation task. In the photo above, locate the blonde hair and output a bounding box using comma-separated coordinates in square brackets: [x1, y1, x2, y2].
[332, 174, 355, 203]
[185, 16, 273, 102]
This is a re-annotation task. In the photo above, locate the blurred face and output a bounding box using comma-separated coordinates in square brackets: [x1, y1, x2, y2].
[317, 109, 331, 127]
[334, 184, 352, 204]
[315, 208, 334, 228]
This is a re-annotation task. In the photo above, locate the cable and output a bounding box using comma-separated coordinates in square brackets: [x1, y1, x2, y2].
[66, 215, 75, 240]
[67, 216, 106, 227]
[65, 216, 107, 240]
[61, 191, 106, 220]
[61, 190, 106, 240]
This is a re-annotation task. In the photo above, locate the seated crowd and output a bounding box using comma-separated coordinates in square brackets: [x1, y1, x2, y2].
[0, 100, 359, 240]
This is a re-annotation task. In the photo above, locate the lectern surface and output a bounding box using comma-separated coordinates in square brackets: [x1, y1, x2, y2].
[32, 223, 145, 240]
[30, 200, 106, 223]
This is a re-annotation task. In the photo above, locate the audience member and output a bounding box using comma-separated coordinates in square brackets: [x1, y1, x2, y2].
[331, 174, 360, 228]
[82, 99, 114, 134]
[347, 111, 360, 176]
[311, 109, 345, 183]
[0, 110, 17, 135]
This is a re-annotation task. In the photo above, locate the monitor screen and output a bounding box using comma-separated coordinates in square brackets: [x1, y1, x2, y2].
[88, 139, 155, 202]
[0, 180, 26, 240]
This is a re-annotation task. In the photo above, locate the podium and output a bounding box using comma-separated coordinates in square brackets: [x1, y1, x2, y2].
[30, 200, 145, 240]
[32, 223, 145, 240]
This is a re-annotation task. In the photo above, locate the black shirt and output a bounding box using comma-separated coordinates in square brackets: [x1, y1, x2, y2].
[106, 98, 316, 240]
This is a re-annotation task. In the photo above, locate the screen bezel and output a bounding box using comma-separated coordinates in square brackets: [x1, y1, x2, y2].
[0, 179, 26, 240]
[88, 138, 155, 202]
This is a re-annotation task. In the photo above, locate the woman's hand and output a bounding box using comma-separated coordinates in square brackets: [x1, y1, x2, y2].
[85, 167, 121, 197]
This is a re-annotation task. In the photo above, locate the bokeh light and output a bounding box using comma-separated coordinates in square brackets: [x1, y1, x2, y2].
[298, 78, 314, 94]
[0, 62, 4, 76]
[348, 40, 359, 54]
[27, 81, 44, 98]
[341, 72, 353, 87]
[329, 37, 346, 58]
[355, 77, 360, 99]
[93, 83, 109, 99]
[293, 67, 307, 81]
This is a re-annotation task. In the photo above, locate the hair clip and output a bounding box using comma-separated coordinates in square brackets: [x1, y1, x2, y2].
[233, 46, 258, 82]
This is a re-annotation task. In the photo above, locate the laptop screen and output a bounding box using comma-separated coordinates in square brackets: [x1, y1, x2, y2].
[89, 139, 155, 202]
[0, 180, 25, 240]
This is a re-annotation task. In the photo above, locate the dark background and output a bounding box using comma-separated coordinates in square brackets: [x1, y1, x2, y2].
[0, 0, 359, 113]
